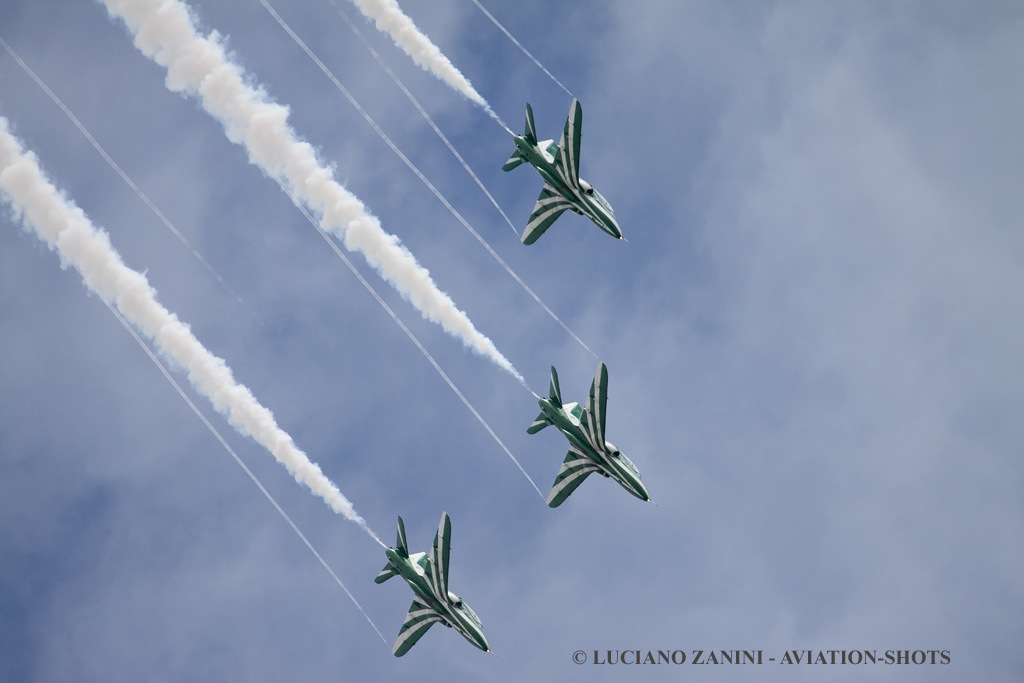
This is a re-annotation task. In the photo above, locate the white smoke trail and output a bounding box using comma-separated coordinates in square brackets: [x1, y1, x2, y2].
[330, 4, 518, 234]
[278, 179, 544, 498]
[263, 0, 597, 364]
[340, 0, 508, 127]
[0, 115, 381, 546]
[100, 0, 524, 384]
[468, 0, 575, 99]
[100, 295, 388, 643]
[0, 35, 255, 320]
[330, 4, 600, 361]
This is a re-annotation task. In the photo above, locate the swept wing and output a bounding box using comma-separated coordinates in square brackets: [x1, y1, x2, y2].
[558, 99, 583, 190]
[427, 511, 452, 604]
[547, 447, 601, 508]
[522, 184, 576, 245]
[585, 361, 609, 451]
[392, 599, 443, 656]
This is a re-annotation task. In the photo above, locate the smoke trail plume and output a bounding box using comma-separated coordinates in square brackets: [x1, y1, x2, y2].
[100, 0, 523, 383]
[0, 116, 379, 544]
[0, 35, 254, 318]
[261, 0, 593, 369]
[337, 0, 500, 117]
[332, 5, 599, 359]
[102, 295, 388, 641]
[280, 181, 544, 497]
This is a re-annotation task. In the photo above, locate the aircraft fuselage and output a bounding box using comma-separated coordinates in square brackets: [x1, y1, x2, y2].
[383, 549, 489, 652]
[537, 398, 649, 502]
[512, 135, 622, 240]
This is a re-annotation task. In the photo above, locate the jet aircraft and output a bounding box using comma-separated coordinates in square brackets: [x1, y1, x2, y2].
[502, 99, 623, 244]
[528, 362, 650, 507]
[375, 512, 490, 656]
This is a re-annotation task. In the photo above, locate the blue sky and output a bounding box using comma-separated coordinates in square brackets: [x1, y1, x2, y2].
[2, 0, 1023, 680]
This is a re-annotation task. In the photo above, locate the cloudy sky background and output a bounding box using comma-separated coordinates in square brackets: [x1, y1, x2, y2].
[2, 0, 1022, 680]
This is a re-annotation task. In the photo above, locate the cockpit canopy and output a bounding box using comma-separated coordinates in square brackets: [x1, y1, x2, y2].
[592, 188, 615, 215]
[449, 591, 482, 623]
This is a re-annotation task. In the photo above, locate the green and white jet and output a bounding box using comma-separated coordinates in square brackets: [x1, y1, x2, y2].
[375, 512, 490, 656]
[502, 98, 623, 245]
[528, 362, 650, 507]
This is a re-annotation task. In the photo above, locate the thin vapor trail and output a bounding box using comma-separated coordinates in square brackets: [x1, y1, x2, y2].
[331, 3, 518, 234]
[279, 180, 544, 498]
[100, 295, 388, 644]
[0, 35, 255, 319]
[468, 0, 575, 99]
[101, 0, 524, 384]
[342, 0, 509, 129]
[266, 0, 599, 361]
[0, 115, 380, 545]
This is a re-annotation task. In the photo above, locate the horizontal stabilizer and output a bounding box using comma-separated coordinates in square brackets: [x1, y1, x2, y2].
[527, 411, 552, 434]
[503, 150, 526, 172]
[375, 563, 399, 584]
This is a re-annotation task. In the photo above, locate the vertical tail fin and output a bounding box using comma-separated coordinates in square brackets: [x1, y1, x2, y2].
[502, 103, 538, 172]
[375, 516, 409, 584]
[395, 516, 409, 556]
[548, 366, 563, 406]
[524, 102, 537, 144]
[526, 366, 562, 433]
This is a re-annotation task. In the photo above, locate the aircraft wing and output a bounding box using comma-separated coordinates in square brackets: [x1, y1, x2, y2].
[557, 98, 582, 189]
[584, 362, 609, 452]
[547, 447, 601, 507]
[427, 512, 452, 604]
[392, 599, 443, 656]
[522, 184, 575, 245]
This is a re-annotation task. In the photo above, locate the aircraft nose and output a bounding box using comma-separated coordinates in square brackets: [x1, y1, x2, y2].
[609, 219, 623, 240]
[619, 469, 649, 502]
